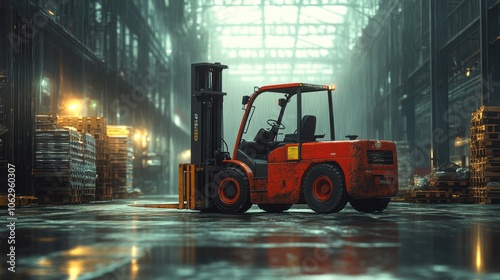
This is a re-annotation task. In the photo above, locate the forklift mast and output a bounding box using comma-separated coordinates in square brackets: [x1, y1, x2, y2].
[190, 62, 228, 165]
[178, 63, 228, 210]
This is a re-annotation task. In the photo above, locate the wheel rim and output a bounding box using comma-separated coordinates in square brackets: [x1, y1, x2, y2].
[312, 175, 333, 202]
[218, 177, 240, 205]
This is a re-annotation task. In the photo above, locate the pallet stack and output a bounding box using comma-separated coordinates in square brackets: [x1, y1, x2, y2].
[107, 125, 134, 199]
[396, 141, 412, 190]
[82, 133, 96, 202]
[34, 127, 84, 203]
[470, 106, 500, 204]
[35, 113, 59, 130]
[405, 167, 470, 203]
[0, 96, 3, 161]
[58, 116, 112, 201]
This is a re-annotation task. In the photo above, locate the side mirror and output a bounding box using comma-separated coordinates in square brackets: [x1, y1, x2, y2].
[242, 95, 250, 105]
[278, 98, 287, 108]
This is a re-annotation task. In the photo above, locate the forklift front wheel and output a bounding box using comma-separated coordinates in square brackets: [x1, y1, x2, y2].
[212, 167, 252, 213]
[303, 164, 345, 214]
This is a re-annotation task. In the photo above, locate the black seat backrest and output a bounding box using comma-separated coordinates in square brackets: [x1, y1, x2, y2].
[301, 115, 316, 142]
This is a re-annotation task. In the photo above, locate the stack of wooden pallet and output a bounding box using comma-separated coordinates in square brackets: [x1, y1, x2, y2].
[405, 167, 471, 203]
[34, 127, 84, 203]
[470, 106, 500, 204]
[35, 113, 59, 130]
[107, 125, 134, 199]
[82, 133, 96, 202]
[58, 116, 112, 201]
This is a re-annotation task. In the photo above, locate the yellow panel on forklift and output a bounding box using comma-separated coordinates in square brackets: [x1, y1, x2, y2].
[287, 146, 299, 161]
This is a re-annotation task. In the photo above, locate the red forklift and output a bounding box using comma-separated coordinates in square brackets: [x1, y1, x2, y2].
[177, 62, 398, 214]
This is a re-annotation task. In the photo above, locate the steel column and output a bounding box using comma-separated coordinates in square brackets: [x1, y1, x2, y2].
[429, 0, 449, 168]
[480, 0, 500, 106]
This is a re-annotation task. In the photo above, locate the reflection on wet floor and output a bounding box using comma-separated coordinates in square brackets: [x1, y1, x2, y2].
[1, 197, 500, 279]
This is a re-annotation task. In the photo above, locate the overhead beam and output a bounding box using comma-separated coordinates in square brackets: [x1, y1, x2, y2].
[215, 27, 337, 38]
[199, 0, 357, 8]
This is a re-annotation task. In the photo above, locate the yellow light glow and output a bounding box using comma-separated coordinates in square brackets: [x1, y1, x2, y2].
[476, 238, 482, 272]
[67, 260, 82, 280]
[37, 258, 53, 267]
[131, 245, 138, 257]
[466, 68, 471, 77]
[329, 85, 336, 90]
[67, 246, 86, 256]
[131, 258, 139, 273]
[474, 224, 484, 274]
[48, 10, 55, 16]
[180, 149, 191, 160]
[68, 103, 79, 111]
[62, 100, 82, 115]
[134, 132, 141, 141]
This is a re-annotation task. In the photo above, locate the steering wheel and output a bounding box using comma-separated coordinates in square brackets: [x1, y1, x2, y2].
[267, 119, 286, 130]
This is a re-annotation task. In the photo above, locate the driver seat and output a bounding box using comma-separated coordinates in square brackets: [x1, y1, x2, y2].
[284, 115, 316, 142]
[301, 115, 316, 142]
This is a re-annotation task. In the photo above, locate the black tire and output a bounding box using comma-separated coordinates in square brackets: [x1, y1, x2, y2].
[332, 192, 349, 213]
[212, 167, 252, 213]
[258, 204, 292, 213]
[303, 164, 345, 214]
[350, 198, 390, 213]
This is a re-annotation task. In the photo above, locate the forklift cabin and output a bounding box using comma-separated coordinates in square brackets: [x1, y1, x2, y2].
[234, 83, 336, 180]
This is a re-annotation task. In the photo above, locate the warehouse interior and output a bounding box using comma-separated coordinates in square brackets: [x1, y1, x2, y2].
[1, 0, 500, 279]
[1, 0, 499, 196]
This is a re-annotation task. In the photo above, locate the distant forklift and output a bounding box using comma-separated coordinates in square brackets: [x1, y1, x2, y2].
[176, 62, 398, 214]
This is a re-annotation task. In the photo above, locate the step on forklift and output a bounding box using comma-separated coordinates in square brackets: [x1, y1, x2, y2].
[176, 62, 398, 214]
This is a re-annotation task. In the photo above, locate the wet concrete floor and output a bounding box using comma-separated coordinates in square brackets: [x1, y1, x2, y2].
[1, 196, 500, 279]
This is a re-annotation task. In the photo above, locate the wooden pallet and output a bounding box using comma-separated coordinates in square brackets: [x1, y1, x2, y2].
[0, 195, 38, 207]
[473, 170, 500, 177]
[95, 186, 113, 195]
[470, 148, 500, 157]
[81, 195, 95, 203]
[470, 176, 500, 185]
[113, 192, 129, 199]
[37, 194, 82, 204]
[473, 196, 500, 204]
[95, 194, 113, 201]
[81, 188, 96, 196]
[431, 180, 469, 188]
[405, 190, 472, 203]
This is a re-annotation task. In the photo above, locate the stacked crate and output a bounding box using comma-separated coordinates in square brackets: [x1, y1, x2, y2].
[107, 126, 134, 199]
[34, 127, 83, 203]
[58, 116, 112, 201]
[470, 106, 500, 204]
[35, 113, 59, 130]
[82, 133, 96, 202]
[406, 165, 470, 203]
[0, 97, 5, 161]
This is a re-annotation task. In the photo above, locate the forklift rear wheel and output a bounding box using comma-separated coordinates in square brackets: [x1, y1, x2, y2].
[212, 167, 252, 213]
[332, 192, 349, 213]
[303, 164, 345, 214]
[258, 204, 292, 213]
[350, 198, 390, 213]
